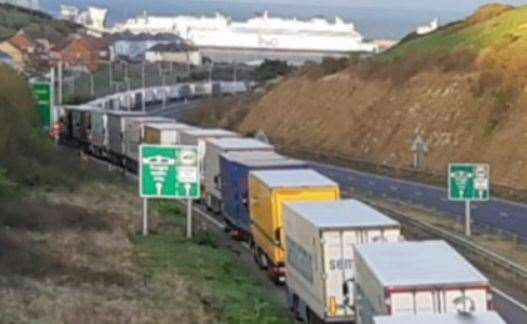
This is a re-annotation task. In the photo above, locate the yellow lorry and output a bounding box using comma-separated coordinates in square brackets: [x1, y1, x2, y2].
[248, 169, 340, 283]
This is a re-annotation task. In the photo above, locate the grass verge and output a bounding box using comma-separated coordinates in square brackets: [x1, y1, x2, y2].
[135, 201, 289, 324]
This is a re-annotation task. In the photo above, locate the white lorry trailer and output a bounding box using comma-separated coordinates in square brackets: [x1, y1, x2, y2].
[284, 200, 401, 324]
[143, 123, 195, 146]
[354, 241, 492, 324]
[373, 311, 506, 324]
[123, 116, 172, 170]
[203, 138, 273, 213]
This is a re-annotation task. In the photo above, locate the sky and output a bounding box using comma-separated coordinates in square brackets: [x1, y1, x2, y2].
[172, 0, 527, 10]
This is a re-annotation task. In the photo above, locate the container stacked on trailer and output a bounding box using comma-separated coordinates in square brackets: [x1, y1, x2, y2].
[59, 83, 509, 324]
[143, 123, 196, 146]
[283, 199, 402, 323]
[122, 116, 173, 171]
[219, 151, 308, 240]
[373, 311, 506, 324]
[354, 240, 493, 324]
[179, 128, 240, 183]
[248, 169, 341, 283]
[203, 138, 274, 213]
[106, 111, 147, 165]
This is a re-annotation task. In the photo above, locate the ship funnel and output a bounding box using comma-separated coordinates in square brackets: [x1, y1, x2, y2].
[88, 7, 108, 30]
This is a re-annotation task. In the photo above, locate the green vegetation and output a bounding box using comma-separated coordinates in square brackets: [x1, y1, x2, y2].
[136, 201, 289, 324]
[0, 4, 76, 41]
[0, 65, 120, 192]
[255, 60, 293, 81]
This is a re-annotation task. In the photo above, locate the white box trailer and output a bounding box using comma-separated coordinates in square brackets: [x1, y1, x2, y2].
[374, 311, 506, 324]
[143, 123, 196, 146]
[107, 111, 146, 163]
[179, 128, 239, 160]
[89, 110, 108, 156]
[123, 116, 173, 169]
[354, 241, 492, 324]
[179, 128, 239, 146]
[204, 138, 274, 212]
[284, 200, 402, 323]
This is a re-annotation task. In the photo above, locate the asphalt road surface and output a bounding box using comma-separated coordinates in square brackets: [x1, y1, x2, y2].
[313, 163, 527, 242]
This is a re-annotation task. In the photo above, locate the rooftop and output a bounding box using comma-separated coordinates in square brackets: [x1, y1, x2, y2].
[355, 241, 489, 288]
[373, 312, 506, 324]
[250, 169, 338, 188]
[285, 200, 399, 230]
[147, 42, 197, 53]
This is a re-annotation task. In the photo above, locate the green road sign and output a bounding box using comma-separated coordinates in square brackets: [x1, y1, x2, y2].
[140, 145, 201, 199]
[449, 163, 490, 201]
[32, 82, 53, 129]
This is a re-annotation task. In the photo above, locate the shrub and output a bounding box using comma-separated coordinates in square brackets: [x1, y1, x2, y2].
[255, 60, 293, 81]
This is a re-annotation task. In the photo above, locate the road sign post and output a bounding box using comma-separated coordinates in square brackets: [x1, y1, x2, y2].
[140, 145, 201, 237]
[448, 163, 490, 237]
[31, 82, 54, 129]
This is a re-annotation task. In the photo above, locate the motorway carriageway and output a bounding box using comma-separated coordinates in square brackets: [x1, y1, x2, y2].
[313, 163, 527, 242]
[149, 100, 527, 323]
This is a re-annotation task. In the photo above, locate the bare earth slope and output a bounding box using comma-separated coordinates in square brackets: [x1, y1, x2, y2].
[240, 4, 527, 189]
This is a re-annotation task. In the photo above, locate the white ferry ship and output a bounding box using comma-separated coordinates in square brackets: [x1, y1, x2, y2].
[62, 6, 379, 54]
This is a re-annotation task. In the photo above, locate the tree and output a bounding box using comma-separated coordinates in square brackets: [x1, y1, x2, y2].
[255, 59, 292, 81]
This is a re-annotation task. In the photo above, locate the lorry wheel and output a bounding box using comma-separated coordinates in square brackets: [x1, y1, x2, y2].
[292, 294, 302, 320]
[258, 249, 268, 270]
[306, 309, 323, 324]
[251, 244, 259, 265]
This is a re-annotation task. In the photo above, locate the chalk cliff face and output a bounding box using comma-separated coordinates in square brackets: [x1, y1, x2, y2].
[239, 5, 527, 188]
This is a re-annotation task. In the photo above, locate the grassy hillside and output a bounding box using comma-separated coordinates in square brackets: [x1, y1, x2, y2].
[0, 3, 77, 41]
[237, 4, 527, 189]
[0, 65, 106, 197]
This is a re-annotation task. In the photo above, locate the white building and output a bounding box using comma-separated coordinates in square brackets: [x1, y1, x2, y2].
[145, 43, 202, 66]
[417, 18, 439, 35]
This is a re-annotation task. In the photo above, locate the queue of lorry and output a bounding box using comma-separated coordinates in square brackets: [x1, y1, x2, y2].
[60, 97, 507, 324]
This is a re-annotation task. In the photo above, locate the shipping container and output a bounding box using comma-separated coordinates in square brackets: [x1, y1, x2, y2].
[168, 85, 182, 101]
[220, 152, 307, 240]
[284, 200, 401, 323]
[179, 128, 239, 160]
[204, 138, 274, 213]
[134, 92, 144, 110]
[179, 128, 239, 181]
[354, 241, 492, 324]
[179, 84, 192, 99]
[248, 169, 340, 283]
[373, 312, 506, 324]
[90, 109, 108, 157]
[143, 123, 195, 146]
[63, 106, 101, 148]
[144, 88, 156, 105]
[107, 111, 146, 164]
[122, 116, 173, 170]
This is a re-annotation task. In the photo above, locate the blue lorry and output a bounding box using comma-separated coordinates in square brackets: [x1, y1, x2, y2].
[219, 151, 307, 240]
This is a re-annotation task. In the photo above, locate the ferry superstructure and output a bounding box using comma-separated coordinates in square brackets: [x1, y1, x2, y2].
[74, 8, 378, 53]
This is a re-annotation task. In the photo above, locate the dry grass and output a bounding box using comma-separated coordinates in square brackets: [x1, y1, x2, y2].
[183, 94, 259, 133]
[0, 181, 213, 323]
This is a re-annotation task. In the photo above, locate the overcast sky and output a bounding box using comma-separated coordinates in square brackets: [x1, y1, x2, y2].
[198, 0, 527, 10]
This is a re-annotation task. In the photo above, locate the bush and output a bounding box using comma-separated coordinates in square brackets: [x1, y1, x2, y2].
[255, 60, 293, 81]
[320, 57, 349, 75]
